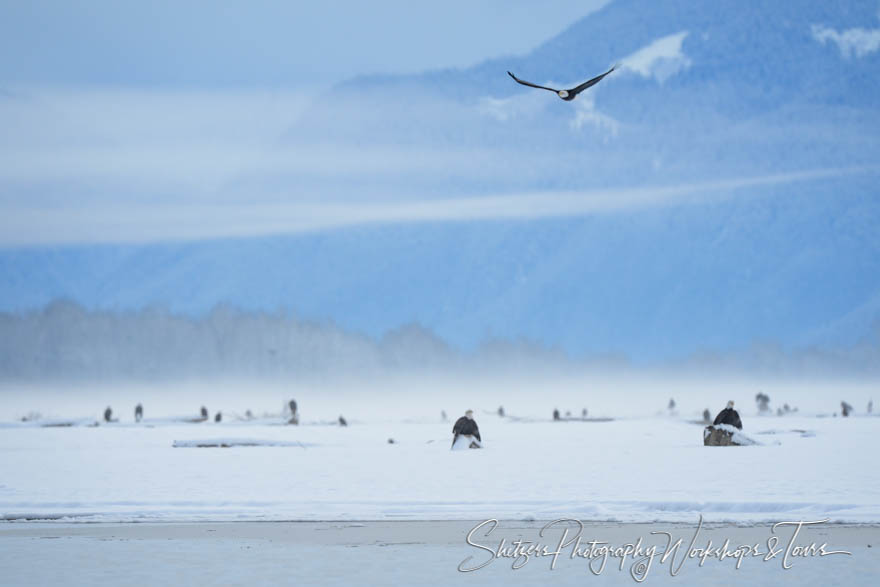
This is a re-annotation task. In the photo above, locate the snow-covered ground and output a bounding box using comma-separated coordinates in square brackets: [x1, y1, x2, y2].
[1, 376, 877, 524]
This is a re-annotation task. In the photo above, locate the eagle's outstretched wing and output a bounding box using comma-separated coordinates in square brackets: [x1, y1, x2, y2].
[507, 71, 558, 93]
[566, 65, 616, 99]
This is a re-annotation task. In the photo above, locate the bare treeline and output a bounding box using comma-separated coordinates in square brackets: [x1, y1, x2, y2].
[1, 301, 878, 382]
[0, 301, 567, 381]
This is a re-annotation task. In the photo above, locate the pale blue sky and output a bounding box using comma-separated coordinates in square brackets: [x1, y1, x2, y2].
[1, 0, 609, 86]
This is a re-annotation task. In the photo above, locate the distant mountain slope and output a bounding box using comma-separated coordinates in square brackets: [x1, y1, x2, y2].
[285, 0, 880, 196]
[2, 178, 878, 360]
[332, 0, 880, 108]
[2, 0, 879, 363]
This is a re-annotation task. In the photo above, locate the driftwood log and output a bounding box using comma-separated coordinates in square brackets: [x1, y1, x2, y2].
[703, 424, 753, 446]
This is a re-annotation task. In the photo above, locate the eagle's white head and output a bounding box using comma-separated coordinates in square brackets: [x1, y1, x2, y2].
[727, 401, 735, 409]
[557, 90, 569, 99]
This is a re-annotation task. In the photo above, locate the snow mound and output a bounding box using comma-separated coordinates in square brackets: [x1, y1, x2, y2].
[756, 428, 817, 438]
[708, 423, 760, 446]
[172, 438, 312, 448]
[0, 418, 98, 429]
[451, 435, 482, 450]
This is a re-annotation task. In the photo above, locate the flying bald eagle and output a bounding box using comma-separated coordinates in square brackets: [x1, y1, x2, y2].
[506, 65, 616, 101]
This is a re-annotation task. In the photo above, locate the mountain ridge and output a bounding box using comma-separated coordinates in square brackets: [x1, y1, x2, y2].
[2, 0, 879, 363]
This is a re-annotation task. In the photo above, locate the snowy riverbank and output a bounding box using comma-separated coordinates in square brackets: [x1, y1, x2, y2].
[1, 386, 877, 524]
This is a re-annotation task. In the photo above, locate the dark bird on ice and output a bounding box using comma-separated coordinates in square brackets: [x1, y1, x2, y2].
[452, 410, 481, 448]
[713, 401, 743, 430]
[507, 66, 616, 101]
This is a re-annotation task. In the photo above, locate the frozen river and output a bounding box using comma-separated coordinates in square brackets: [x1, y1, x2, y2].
[0, 520, 876, 586]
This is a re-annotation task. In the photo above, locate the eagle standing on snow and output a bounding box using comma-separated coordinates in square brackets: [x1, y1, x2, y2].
[452, 409, 482, 449]
[506, 65, 616, 101]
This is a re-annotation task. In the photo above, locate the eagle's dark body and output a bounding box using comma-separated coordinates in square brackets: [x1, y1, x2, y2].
[452, 416, 481, 441]
[713, 407, 742, 430]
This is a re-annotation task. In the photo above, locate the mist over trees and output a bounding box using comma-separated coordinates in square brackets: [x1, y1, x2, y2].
[0, 301, 878, 382]
[0, 301, 571, 381]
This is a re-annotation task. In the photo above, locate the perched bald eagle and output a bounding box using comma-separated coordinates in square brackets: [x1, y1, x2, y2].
[507, 66, 616, 101]
[452, 410, 481, 449]
[713, 401, 743, 430]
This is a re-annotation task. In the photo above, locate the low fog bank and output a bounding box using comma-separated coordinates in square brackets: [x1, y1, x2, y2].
[1, 370, 876, 425]
[1, 301, 878, 384]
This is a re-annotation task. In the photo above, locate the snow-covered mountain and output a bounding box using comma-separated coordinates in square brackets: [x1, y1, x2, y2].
[1, 0, 879, 367]
[283, 0, 880, 194]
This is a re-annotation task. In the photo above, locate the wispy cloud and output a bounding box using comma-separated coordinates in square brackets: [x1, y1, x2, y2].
[568, 93, 620, 135]
[811, 19, 880, 59]
[2, 166, 872, 246]
[0, 87, 317, 194]
[2, 86, 877, 246]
